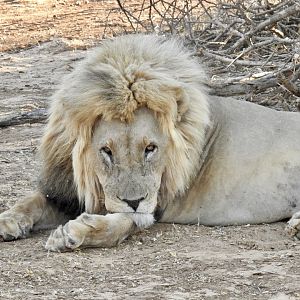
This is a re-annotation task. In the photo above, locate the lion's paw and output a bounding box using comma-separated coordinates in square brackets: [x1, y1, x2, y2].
[286, 212, 300, 240]
[0, 215, 31, 241]
[45, 224, 82, 252]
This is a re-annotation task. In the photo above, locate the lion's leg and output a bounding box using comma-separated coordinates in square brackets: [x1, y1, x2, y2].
[45, 213, 136, 252]
[0, 191, 69, 241]
[286, 211, 300, 240]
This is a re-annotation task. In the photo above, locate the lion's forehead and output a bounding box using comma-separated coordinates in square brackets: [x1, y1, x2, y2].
[93, 107, 167, 148]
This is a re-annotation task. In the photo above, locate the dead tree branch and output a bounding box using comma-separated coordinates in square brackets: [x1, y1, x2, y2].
[0, 109, 47, 128]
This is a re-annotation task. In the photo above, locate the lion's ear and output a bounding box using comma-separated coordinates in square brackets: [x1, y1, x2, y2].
[174, 87, 189, 122]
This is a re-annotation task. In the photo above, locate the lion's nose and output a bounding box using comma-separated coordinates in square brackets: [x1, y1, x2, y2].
[121, 196, 146, 211]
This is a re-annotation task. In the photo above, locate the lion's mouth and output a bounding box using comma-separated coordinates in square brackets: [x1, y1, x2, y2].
[125, 212, 155, 228]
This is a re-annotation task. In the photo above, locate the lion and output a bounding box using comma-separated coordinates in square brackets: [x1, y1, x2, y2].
[0, 34, 300, 251]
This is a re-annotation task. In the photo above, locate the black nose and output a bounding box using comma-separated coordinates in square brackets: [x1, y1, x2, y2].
[122, 196, 146, 211]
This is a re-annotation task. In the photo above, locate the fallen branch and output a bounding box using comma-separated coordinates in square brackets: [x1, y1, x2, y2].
[208, 65, 300, 97]
[207, 75, 277, 97]
[0, 109, 48, 128]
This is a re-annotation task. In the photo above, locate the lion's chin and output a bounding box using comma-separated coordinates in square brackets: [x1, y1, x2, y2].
[126, 213, 155, 229]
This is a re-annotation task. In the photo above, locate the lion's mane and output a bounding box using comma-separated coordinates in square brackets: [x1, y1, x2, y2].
[39, 34, 210, 214]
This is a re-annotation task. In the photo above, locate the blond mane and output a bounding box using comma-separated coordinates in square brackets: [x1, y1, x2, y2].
[40, 34, 210, 213]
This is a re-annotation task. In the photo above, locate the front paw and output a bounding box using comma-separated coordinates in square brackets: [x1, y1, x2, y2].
[45, 223, 83, 252]
[0, 215, 31, 241]
[286, 211, 300, 239]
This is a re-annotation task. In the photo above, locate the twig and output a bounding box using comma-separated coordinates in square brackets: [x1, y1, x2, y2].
[201, 49, 276, 67]
[116, 0, 148, 32]
[277, 72, 300, 97]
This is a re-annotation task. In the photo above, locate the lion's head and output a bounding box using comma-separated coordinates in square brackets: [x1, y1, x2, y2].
[91, 107, 168, 227]
[40, 34, 210, 227]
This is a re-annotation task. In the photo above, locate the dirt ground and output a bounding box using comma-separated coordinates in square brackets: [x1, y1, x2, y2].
[0, 1, 300, 299]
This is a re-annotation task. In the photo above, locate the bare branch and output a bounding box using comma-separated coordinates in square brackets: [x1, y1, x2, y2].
[201, 49, 277, 67]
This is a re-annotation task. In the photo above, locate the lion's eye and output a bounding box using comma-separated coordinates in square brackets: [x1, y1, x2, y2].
[100, 146, 113, 163]
[101, 146, 112, 156]
[145, 144, 157, 160]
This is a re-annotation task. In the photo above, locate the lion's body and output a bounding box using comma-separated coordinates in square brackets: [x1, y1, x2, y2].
[0, 34, 300, 250]
[161, 96, 300, 225]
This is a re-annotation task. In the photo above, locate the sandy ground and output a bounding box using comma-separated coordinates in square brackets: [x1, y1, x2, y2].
[1, 1, 300, 299]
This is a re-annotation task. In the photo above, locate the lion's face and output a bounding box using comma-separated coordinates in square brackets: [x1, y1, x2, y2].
[92, 107, 169, 226]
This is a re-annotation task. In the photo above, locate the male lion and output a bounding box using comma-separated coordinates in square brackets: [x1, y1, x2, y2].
[0, 34, 300, 251]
